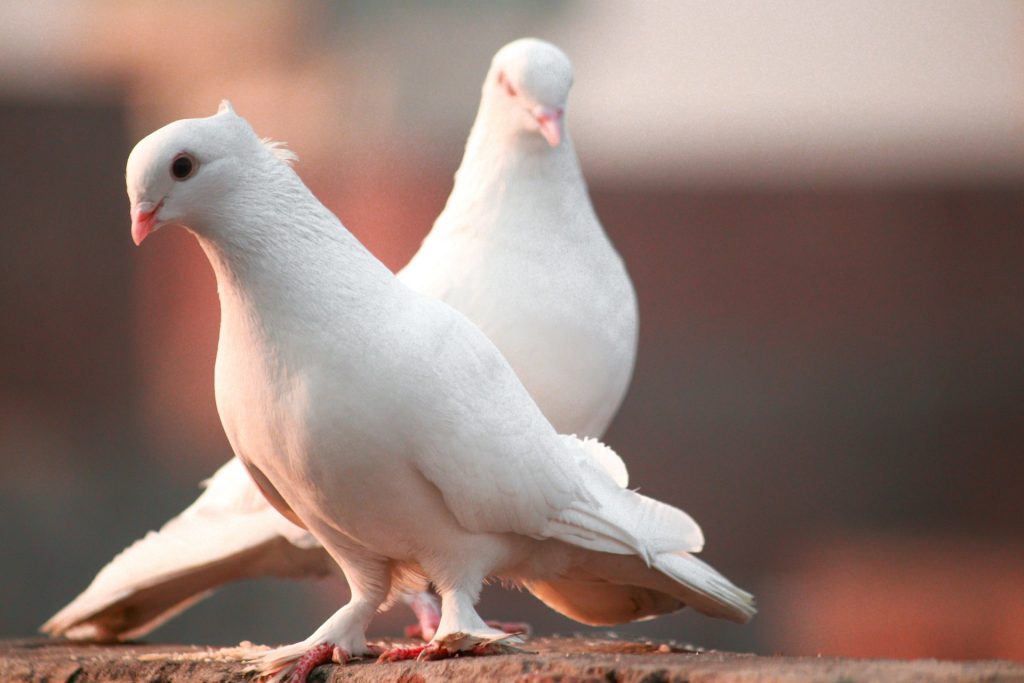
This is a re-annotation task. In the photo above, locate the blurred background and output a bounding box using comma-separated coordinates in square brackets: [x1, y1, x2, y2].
[1, 0, 1022, 662]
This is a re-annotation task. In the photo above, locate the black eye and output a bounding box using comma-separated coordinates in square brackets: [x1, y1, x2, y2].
[497, 70, 518, 98]
[170, 153, 196, 181]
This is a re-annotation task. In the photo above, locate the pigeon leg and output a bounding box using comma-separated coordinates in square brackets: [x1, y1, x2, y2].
[401, 591, 528, 641]
[434, 587, 514, 643]
[247, 553, 390, 682]
[401, 591, 441, 640]
[246, 601, 369, 682]
[379, 587, 525, 662]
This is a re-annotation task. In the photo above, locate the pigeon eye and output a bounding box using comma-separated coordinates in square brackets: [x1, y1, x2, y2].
[497, 71, 518, 98]
[170, 153, 197, 181]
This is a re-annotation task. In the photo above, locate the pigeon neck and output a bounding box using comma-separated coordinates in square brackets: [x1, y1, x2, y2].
[440, 95, 591, 239]
[192, 165, 393, 336]
[462, 96, 581, 178]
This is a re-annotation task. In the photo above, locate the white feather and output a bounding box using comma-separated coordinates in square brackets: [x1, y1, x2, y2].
[572, 436, 629, 488]
[260, 138, 298, 166]
[45, 39, 640, 642]
[651, 551, 757, 622]
[113, 69, 751, 675]
[49, 43, 749, 674]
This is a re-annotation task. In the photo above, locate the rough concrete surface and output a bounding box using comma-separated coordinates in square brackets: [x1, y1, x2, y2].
[2, 636, 1022, 682]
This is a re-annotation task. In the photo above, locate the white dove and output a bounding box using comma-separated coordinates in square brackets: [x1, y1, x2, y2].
[399, 37, 637, 439]
[116, 101, 753, 682]
[43, 38, 637, 644]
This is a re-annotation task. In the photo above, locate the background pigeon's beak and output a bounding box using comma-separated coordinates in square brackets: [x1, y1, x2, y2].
[131, 200, 163, 245]
[533, 106, 564, 147]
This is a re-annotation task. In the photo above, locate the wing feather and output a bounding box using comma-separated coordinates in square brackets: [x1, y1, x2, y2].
[401, 300, 700, 564]
[408, 302, 591, 537]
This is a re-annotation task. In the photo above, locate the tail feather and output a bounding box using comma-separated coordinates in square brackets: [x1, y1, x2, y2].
[542, 438, 752, 625]
[524, 575, 683, 626]
[552, 490, 704, 564]
[652, 552, 756, 623]
[550, 439, 703, 559]
[524, 550, 755, 628]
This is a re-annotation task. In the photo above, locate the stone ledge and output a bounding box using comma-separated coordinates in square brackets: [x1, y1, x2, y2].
[2, 637, 1021, 682]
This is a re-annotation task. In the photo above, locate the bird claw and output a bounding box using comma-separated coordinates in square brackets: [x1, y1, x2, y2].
[246, 641, 352, 683]
[377, 631, 528, 663]
[363, 642, 386, 657]
[286, 643, 346, 683]
[405, 617, 530, 641]
[377, 643, 429, 662]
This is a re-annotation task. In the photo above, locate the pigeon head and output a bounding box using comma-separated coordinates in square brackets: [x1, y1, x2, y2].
[486, 38, 574, 147]
[125, 100, 270, 245]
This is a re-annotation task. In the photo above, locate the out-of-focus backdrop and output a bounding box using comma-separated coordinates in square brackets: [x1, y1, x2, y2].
[2, 0, 1022, 661]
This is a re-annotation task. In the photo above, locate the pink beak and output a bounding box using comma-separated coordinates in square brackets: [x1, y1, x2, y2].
[533, 106, 564, 147]
[130, 200, 162, 245]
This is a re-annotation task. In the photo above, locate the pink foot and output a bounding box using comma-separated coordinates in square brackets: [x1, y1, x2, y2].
[377, 635, 524, 663]
[403, 593, 442, 641]
[286, 643, 348, 683]
[377, 644, 430, 662]
[377, 641, 461, 662]
[417, 641, 459, 661]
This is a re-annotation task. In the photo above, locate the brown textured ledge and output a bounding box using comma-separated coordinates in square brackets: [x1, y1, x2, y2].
[2, 636, 1022, 682]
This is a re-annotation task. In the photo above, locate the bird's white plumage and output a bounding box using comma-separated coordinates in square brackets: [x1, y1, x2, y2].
[45, 43, 748, 671]
[575, 436, 629, 489]
[105, 85, 751, 677]
[44, 38, 641, 642]
[399, 39, 637, 438]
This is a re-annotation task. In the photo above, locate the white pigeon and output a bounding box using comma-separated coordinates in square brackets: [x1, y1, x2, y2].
[399, 37, 637, 438]
[114, 100, 753, 682]
[43, 38, 638, 643]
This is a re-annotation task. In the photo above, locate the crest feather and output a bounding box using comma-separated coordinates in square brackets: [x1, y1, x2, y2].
[260, 137, 298, 166]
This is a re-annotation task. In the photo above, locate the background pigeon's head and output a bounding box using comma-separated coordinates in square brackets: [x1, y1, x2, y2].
[125, 101, 270, 245]
[486, 38, 574, 147]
